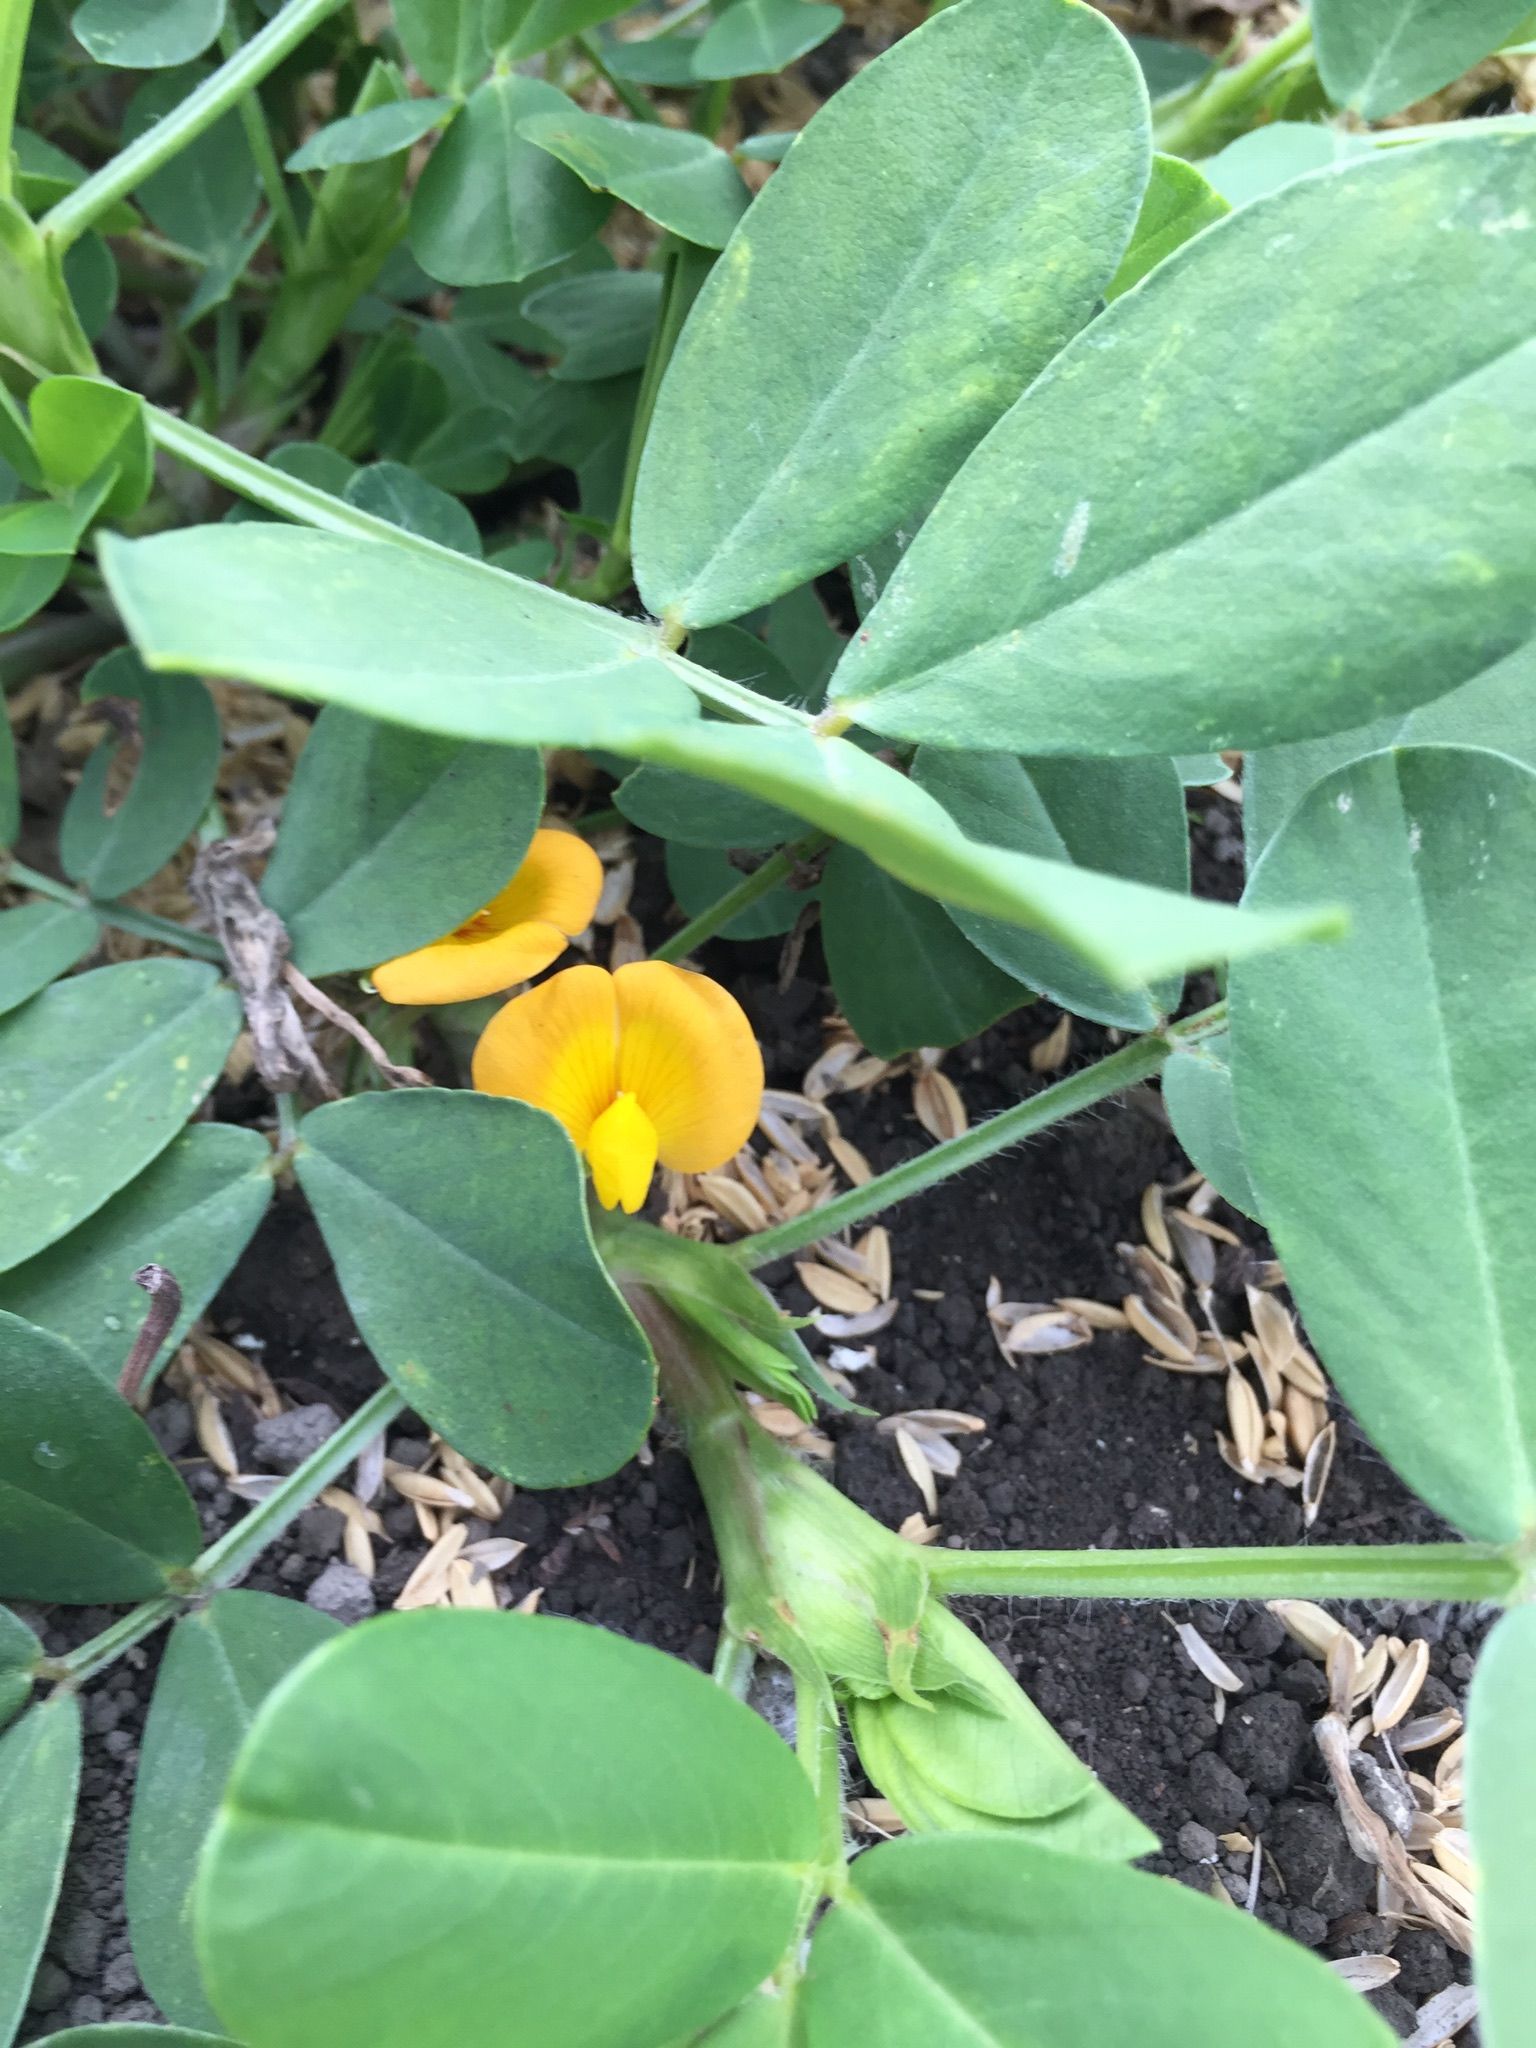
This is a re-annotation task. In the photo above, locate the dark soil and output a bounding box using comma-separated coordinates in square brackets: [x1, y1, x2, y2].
[23, 921, 1482, 2040]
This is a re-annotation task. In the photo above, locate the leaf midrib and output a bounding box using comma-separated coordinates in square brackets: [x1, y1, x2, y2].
[850, 298, 1536, 705]
[671, 4, 1101, 612]
[226, 1801, 807, 1876]
[299, 1141, 643, 1371]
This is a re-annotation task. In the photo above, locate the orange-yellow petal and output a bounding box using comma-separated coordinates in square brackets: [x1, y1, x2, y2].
[614, 962, 763, 1173]
[586, 1092, 658, 1213]
[373, 920, 569, 1005]
[471, 963, 619, 1149]
[481, 828, 603, 939]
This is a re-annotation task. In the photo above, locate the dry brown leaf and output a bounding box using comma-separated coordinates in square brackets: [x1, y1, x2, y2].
[795, 1262, 878, 1315]
[1029, 1014, 1071, 1072]
[1140, 1182, 1173, 1263]
[1374, 1639, 1430, 1734]
[892, 1425, 939, 1516]
[913, 1068, 966, 1140]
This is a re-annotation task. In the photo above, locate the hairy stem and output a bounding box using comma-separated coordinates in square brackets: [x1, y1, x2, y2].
[923, 1541, 1521, 1604]
[45, 1383, 408, 1689]
[735, 1010, 1225, 1270]
[1157, 13, 1314, 158]
[652, 835, 824, 964]
[41, 0, 348, 251]
[142, 404, 798, 731]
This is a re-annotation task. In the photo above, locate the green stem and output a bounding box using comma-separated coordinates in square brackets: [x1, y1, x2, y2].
[924, 1541, 1522, 1605]
[793, 1668, 846, 1893]
[0, 609, 118, 689]
[40, 0, 348, 252]
[735, 1012, 1225, 1270]
[691, 78, 730, 139]
[219, 17, 304, 267]
[46, 1383, 407, 1688]
[2, 855, 226, 960]
[712, 1626, 756, 1698]
[569, 237, 713, 599]
[1156, 14, 1314, 158]
[578, 31, 660, 122]
[653, 835, 822, 962]
[0, 0, 37, 204]
[144, 402, 802, 731]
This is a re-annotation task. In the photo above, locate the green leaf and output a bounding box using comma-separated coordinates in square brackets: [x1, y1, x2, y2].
[1198, 122, 1363, 209]
[294, 1092, 656, 1485]
[522, 268, 664, 380]
[666, 842, 804, 940]
[821, 846, 1027, 1057]
[30, 376, 153, 520]
[0, 900, 99, 1016]
[12, 132, 139, 236]
[0, 476, 111, 557]
[0, 1606, 40, 1733]
[1468, 1605, 1536, 2048]
[692, 0, 840, 79]
[911, 750, 1190, 1029]
[0, 959, 240, 1273]
[0, 554, 69, 633]
[285, 96, 457, 172]
[830, 140, 1536, 756]
[1313, 0, 1535, 118]
[1106, 150, 1227, 298]
[1161, 1030, 1258, 1221]
[497, 0, 634, 60]
[60, 651, 222, 897]
[800, 1836, 1394, 2048]
[0, 383, 38, 491]
[1230, 746, 1536, 1542]
[1245, 640, 1536, 860]
[100, 526, 705, 752]
[683, 1990, 796, 2046]
[0, 1312, 201, 1600]
[0, 1695, 80, 2048]
[1127, 32, 1207, 98]
[599, 31, 705, 85]
[625, 724, 1336, 988]
[263, 704, 543, 976]
[196, 1611, 820, 2048]
[71, 0, 225, 67]
[410, 75, 610, 287]
[517, 107, 748, 250]
[632, 0, 1149, 627]
[63, 232, 119, 341]
[124, 64, 259, 258]
[343, 462, 482, 557]
[129, 1591, 339, 2032]
[29, 2031, 240, 2046]
[0, 1125, 272, 1385]
[391, 0, 490, 91]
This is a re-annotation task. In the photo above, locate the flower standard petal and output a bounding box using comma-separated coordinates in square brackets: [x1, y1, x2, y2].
[373, 920, 571, 1005]
[483, 828, 604, 939]
[614, 962, 764, 1173]
[471, 963, 620, 1150]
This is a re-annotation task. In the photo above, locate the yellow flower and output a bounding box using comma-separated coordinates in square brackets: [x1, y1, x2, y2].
[373, 829, 603, 1006]
[472, 962, 764, 1213]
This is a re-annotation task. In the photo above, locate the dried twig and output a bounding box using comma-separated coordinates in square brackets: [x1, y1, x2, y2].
[283, 962, 431, 1089]
[188, 826, 336, 1099]
[116, 1264, 182, 1406]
